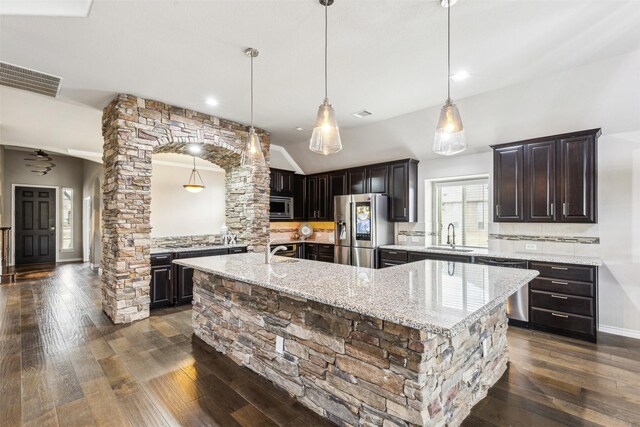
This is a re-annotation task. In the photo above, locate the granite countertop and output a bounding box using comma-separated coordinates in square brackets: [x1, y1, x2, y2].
[174, 253, 538, 337]
[380, 245, 602, 266]
[150, 244, 247, 255]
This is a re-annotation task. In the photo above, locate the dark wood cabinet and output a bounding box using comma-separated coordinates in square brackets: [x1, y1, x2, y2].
[492, 129, 599, 224]
[175, 248, 228, 305]
[270, 159, 418, 223]
[150, 266, 173, 308]
[389, 160, 418, 222]
[348, 168, 367, 194]
[367, 164, 388, 194]
[293, 174, 306, 220]
[306, 175, 329, 220]
[304, 243, 334, 263]
[493, 145, 524, 222]
[525, 141, 556, 222]
[528, 261, 598, 342]
[407, 251, 473, 264]
[558, 135, 597, 223]
[329, 172, 347, 219]
[270, 169, 295, 196]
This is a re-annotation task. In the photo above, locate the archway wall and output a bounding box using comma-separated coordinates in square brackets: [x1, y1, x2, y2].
[101, 94, 270, 324]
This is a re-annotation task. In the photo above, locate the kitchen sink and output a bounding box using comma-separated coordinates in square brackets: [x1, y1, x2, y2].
[425, 246, 475, 253]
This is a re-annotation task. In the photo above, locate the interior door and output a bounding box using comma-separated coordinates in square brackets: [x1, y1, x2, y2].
[15, 187, 56, 264]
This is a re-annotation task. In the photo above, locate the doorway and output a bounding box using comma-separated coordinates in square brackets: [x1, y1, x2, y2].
[14, 186, 57, 265]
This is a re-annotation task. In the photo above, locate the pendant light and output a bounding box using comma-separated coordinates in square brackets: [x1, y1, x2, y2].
[433, 0, 467, 156]
[183, 156, 205, 193]
[309, 0, 342, 155]
[241, 48, 266, 168]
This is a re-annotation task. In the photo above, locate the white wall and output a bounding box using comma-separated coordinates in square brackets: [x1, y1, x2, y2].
[0, 145, 4, 226]
[150, 161, 225, 238]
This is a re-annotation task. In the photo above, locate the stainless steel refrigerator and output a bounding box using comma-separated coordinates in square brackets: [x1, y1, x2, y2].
[334, 194, 394, 268]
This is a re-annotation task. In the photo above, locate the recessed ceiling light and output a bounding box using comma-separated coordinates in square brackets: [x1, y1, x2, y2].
[205, 98, 219, 106]
[352, 110, 373, 118]
[450, 71, 471, 82]
[188, 144, 202, 154]
[295, 127, 304, 132]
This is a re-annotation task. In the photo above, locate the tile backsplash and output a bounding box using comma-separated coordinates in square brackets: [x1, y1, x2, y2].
[269, 221, 335, 241]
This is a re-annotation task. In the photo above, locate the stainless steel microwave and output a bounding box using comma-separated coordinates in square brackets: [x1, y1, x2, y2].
[269, 196, 293, 219]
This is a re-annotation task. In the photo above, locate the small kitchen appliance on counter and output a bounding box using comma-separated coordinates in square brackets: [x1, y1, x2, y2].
[334, 194, 393, 268]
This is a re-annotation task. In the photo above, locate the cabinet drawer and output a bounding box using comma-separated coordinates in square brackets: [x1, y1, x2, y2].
[380, 259, 406, 269]
[379, 249, 408, 262]
[531, 290, 594, 316]
[530, 277, 593, 297]
[151, 253, 172, 266]
[228, 247, 247, 254]
[529, 261, 595, 282]
[318, 244, 334, 255]
[177, 249, 227, 259]
[408, 252, 472, 264]
[531, 307, 595, 336]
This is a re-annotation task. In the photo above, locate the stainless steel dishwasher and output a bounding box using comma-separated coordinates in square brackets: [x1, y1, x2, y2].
[475, 257, 529, 326]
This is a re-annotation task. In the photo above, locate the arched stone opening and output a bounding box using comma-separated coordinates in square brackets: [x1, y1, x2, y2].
[101, 94, 269, 324]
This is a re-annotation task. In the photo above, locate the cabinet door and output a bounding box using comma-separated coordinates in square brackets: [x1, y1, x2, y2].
[176, 265, 194, 305]
[367, 164, 388, 194]
[525, 141, 556, 222]
[380, 259, 406, 269]
[494, 145, 524, 222]
[348, 168, 367, 194]
[558, 135, 597, 223]
[329, 172, 347, 219]
[269, 170, 280, 193]
[150, 266, 172, 308]
[389, 162, 409, 221]
[317, 175, 330, 220]
[306, 176, 318, 219]
[293, 175, 306, 220]
[305, 244, 318, 260]
[280, 171, 294, 194]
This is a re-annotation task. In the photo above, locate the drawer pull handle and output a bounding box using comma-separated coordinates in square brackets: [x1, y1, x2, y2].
[551, 294, 568, 300]
[388, 251, 398, 255]
[155, 256, 169, 260]
[551, 267, 568, 270]
[551, 280, 568, 285]
[551, 312, 569, 318]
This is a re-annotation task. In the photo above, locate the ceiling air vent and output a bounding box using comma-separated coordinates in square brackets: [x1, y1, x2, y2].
[352, 110, 373, 118]
[0, 62, 62, 98]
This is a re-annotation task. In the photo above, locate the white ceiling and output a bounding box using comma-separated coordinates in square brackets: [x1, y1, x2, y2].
[1, 0, 639, 169]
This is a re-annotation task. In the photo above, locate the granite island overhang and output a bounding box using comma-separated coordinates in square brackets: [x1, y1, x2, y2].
[174, 253, 538, 426]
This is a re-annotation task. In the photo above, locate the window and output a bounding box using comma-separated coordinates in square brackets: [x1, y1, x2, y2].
[433, 178, 489, 248]
[62, 188, 73, 250]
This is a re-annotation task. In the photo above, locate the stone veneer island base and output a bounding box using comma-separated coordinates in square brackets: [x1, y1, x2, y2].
[178, 254, 538, 427]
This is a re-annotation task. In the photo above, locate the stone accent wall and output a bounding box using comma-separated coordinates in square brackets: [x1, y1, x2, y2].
[193, 270, 509, 426]
[101, 94, 269, 324]
[151, 234, 222, 247]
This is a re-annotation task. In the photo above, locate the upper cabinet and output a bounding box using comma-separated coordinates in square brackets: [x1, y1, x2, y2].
[270, 169, 295, 196]
[389, 160, 418, 222]
[493, 145, 524, 222]
[367, 164, 389, 194]
[348, 168, 367, 195]
[492, 129, 599, 223]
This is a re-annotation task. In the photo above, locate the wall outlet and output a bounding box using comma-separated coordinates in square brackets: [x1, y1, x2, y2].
[398, 235, 407, 242]
[525, 243, 537, 251]
[275, 335, 284, 354]
[411, 236, 420, 243]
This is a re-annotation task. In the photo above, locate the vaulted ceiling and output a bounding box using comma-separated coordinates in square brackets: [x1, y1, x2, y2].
[1, 0, 639, 170]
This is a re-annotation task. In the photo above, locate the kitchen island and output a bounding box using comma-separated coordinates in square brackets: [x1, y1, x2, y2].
[175, 253, 538, 426]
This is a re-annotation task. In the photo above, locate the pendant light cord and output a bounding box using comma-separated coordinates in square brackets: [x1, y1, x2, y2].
[447, 1, 451, 102]
[250, 53, 254, 128]
[324, 0, 328, 100]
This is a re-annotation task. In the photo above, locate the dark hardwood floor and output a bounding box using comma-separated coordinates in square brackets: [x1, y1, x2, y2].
[1, 263, 639, 427]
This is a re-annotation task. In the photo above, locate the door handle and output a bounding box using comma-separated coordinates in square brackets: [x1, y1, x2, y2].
[562, 202, 568, 216]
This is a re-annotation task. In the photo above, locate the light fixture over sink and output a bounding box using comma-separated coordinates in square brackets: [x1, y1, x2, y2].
[241, 48, 266, 168]
[183, 156, 205, 193]
[309, 0, 342, 156]
[433, 0, 467, 156]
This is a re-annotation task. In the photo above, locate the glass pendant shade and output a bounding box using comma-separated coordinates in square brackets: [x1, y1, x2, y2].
[309, 99, 342, 155]
[433, 100, 467, 156]
[241, 127, 265, 167]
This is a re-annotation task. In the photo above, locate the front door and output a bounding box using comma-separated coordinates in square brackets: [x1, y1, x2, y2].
[15, 187, 56, 264]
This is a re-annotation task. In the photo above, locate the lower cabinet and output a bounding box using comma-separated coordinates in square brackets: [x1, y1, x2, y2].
[150, 247, 247, 308]
[528, 261, 598, 342]
[304, 243, 334, 263]
[407, 251, 473, 264]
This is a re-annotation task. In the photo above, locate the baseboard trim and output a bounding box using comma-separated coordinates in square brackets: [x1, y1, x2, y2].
[599, 325, 640, 340]
[58, 258, 84, 263]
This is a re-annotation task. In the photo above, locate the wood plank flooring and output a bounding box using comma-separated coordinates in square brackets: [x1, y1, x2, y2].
[1, 262, 639, 427]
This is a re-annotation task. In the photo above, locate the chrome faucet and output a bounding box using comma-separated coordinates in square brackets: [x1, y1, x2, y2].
[265, 239, 288, 264]
[446, 223, 456, 249]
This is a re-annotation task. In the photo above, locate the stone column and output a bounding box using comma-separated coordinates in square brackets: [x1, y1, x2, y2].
[101, 94, 153, 323]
